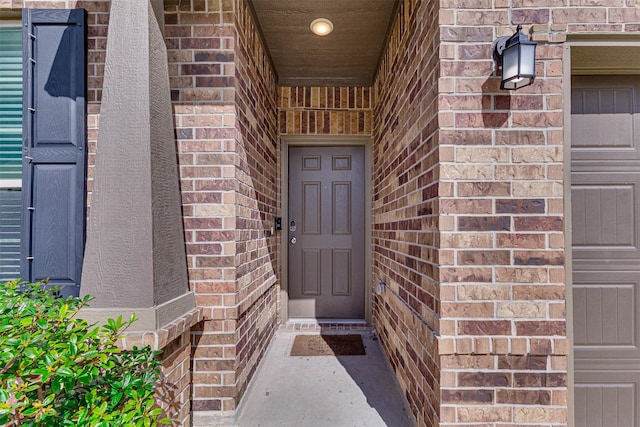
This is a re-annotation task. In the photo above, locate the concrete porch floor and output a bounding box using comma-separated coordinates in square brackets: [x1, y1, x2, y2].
[199, 329, 418, 427]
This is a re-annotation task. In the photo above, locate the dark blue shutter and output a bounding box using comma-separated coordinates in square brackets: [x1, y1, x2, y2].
[21, 9, 87, 297]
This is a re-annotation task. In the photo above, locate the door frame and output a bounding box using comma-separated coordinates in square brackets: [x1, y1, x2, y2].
[280, 135, 372, 323]
[563, 36, 640, 427]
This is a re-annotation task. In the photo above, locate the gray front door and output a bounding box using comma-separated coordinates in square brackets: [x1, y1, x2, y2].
[288, 145, 365, 319]
[572, 75, 640, 426]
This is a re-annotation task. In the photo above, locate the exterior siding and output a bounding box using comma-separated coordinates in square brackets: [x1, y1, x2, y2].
[7, 0, 640, 425]
[1, 2, 195, 426]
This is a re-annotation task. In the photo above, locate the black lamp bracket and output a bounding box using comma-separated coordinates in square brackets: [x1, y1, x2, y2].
[492, 24, 524, 62]
[492, 36, 509, 61]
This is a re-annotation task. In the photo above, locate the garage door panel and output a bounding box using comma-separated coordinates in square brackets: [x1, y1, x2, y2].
[572, 174, 640, 260]
[573, 272, 638, 352]
[575, 379, 636, 427]
[572, 183, 634, 247]
[572, 76, 640, 161]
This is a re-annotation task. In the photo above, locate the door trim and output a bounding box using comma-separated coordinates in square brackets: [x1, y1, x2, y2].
[564, 36, 640, 427]
[280, 135, 372, 323]
[563, 41, 574, 427]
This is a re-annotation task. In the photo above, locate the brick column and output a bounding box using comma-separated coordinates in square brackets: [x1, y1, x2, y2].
[164, 0, 242, 414]
[165, 1, 279, 421]
[437, 2, 568, 426]
[373, 1, 570, 426]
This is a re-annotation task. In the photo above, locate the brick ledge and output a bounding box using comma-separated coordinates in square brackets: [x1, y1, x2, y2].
[118, 307, 204, 351]
[280, 320, 372, 332]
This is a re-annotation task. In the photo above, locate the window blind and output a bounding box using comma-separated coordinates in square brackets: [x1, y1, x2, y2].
[0, 26, 22, 282]
[0, 26, 22, 183]
[0, 189, 20, 281]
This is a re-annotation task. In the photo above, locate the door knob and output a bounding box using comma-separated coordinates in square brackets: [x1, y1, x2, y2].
[290, 237, 297, 244]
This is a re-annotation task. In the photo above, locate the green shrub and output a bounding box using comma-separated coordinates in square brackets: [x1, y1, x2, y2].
[0, 280, 171, 426]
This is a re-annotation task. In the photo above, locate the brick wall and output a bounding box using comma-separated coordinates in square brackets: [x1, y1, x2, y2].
[158, 332, 193, 425]
[436, 1, 570, 426]
[372, 1, 640, 425]
[372, 1, 442, 426]
[436, 1, 640, 425]
[278, 86, 372, 135]
[231, 0, 279, 410]
[120, 309, 203, 427]
[165, 0, 278, 416]
[84, 1, 109, 211]
[164, 0, 241, 412]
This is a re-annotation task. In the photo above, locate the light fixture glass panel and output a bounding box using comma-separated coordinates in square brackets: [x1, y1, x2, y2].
[502, 45, 519, 81]
[519, 44, 536, 76]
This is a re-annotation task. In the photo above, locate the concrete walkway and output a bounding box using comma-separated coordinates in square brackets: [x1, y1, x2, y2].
[220, 330, 418, 427]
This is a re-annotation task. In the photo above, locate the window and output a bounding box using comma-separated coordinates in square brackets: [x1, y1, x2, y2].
[0, 25, 22, 282]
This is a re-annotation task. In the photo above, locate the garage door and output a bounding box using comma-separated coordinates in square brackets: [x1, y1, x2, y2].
[572, 76, 640, 426]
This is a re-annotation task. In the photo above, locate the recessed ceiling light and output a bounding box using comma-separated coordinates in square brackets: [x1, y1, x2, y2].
[310, 18, 333, 36]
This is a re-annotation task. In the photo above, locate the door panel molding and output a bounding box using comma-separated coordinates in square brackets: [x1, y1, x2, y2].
[332, 181, 352, 235]
[332, 249, 352, 296]
[280, 135, 371, 322]
[302, 181, 321, 235]
[301, 249, 321, 296]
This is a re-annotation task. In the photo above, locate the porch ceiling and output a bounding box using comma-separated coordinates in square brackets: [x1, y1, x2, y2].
[248, 0, 398, 87]
[572, 45, 640, 75]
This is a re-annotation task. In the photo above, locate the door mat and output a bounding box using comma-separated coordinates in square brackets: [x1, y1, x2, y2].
[290, 334, 366, 356]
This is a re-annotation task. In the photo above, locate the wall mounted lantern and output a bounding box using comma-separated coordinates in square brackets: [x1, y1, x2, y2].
[492, 24, 537, 90]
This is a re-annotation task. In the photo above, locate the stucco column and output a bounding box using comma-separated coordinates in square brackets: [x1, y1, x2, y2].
[80, 0, 195, 331]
